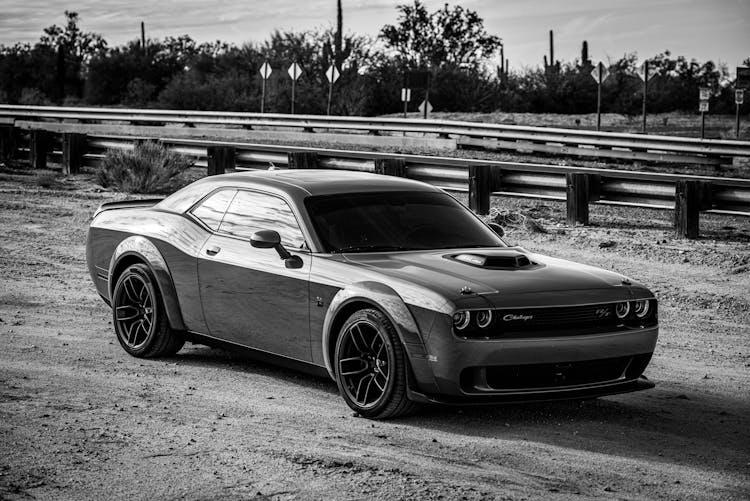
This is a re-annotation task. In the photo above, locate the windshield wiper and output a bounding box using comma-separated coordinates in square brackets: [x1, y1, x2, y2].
[335, 245, 410, 253]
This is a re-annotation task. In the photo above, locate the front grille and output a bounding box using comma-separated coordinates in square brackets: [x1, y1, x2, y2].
[499, 303, 619, 332]
[457, 301, 657, 339]
[461, 354, 652, 392]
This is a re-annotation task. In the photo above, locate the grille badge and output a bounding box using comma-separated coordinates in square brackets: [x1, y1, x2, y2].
[502, 314, 533, 322]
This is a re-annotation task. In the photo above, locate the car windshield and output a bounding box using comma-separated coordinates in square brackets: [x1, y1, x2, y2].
[305, 191, 505, 253]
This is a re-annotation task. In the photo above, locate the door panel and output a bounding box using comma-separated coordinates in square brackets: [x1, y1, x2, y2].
[198, 235, 311, 361]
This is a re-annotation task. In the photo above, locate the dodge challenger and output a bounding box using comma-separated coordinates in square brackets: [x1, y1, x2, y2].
[86, 169, 658, 419]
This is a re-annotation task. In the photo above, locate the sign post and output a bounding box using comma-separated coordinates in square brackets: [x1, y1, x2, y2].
[699, 87, 710, 139]
[736, 67, 750, 139]
[406, 71, 430, 119]
[401, 88, 411, 118]
[287, 61, 303, 114]
[637, 61, 651, 133]
[258, 60, 272, 114]
[325, 64, 340, 116]
[590, 62, 609, 131]
[736, 89, 745, 139]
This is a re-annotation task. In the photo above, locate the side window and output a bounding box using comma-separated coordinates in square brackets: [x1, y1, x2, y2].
[190, 189, 236, 231]
[219, 191, 306, 249]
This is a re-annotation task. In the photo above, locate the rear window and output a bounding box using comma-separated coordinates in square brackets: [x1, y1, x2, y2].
[190, 189, 236, 231]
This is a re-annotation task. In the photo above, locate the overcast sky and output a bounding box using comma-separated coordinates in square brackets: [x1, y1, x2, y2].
[1, 0, 748, 73]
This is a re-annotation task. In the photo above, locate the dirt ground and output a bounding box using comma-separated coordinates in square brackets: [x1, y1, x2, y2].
[0, 168, 748, 500]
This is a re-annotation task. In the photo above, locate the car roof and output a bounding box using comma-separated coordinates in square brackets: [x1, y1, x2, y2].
[158, 169, 442, 213]
[215, 169, 437, 196]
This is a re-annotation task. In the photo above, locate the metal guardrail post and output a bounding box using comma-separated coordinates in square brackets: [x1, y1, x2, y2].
[0, 125, 14, 162]
[207, 146, 235, 176]
[62, 133, 87, 174]
[468, 165, 492, 215]
[30, 130, 51, 169]
[566, 173, 590, 225]
[288, 151, 319, 169]
[374, 158, 406, 177]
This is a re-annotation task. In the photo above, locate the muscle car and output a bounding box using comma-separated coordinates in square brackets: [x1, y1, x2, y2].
[86, 169, 658, 419]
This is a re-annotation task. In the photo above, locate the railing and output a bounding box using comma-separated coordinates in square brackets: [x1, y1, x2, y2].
[2, 127, 747, 239]
[1, 104, 750, 165]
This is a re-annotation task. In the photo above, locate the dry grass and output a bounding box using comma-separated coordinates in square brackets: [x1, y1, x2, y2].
[95, 141, 194, 194]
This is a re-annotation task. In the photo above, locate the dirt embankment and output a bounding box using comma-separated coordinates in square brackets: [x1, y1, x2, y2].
[1, 171, 748, 500]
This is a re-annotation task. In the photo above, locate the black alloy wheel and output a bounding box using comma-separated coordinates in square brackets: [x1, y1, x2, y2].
[112, 263, 184, 358]
[335, 309, 416, 419]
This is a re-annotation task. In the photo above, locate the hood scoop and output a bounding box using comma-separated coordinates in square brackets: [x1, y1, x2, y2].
[450, 251, 536, 270]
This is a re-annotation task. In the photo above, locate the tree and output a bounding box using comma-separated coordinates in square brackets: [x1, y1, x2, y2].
[38, 11, 107, 99]
[379, 1, 501, 69]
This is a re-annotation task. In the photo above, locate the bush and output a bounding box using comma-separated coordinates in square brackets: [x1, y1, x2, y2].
[95, 141, 193, 194]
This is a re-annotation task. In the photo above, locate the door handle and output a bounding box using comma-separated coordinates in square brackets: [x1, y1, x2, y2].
[205, 246, 221, 256]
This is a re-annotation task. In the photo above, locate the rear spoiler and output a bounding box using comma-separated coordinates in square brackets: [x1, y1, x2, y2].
[94, 198, 165, 217]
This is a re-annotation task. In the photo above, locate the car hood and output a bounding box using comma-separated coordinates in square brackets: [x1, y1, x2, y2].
[342, 247, 638, 307]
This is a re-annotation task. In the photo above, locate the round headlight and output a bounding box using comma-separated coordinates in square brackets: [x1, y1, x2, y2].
[615, 302, 631, 319]
[453, 311, 470, 330]
[476, 310, 493, 329]
[633, 300, 650, 318]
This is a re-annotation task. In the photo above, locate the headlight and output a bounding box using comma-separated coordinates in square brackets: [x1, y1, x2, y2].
[476, 310, 493, 328]
[633, 300, 650, 318]
[453, 311, 470, 330]
[615, 302, 630, 319]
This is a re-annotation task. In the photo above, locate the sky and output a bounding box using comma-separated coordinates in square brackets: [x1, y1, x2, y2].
[1, 0, 748, 74]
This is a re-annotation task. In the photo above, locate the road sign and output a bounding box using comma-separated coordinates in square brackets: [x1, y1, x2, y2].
[737, 89, 745, 105]
[699, 87, 711, 101]
[325, 65, 340, 84]
[590, 62, 609, 83]
[259, 61, 272, 80]
[418, 100, 433, 115]
[401, 88, 411, 102]
[287, 62, 303, 81]
[637, 61, 653, 81]
[737, 67, 750, 89]
[406, 71, 429, 88]
[699, 101, 709, 112]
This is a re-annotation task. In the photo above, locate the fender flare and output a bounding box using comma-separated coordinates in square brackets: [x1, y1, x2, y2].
[321, 281, 430, 380]
[108, 235, 187, 331]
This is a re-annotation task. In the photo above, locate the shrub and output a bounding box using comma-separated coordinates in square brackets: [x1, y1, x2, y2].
[35, 170, 58, 188]
[95, 141, 193, 194]
[19, 87, 52, 105]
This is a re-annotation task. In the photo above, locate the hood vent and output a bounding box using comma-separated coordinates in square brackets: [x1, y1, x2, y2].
[452, 252, 534, 269]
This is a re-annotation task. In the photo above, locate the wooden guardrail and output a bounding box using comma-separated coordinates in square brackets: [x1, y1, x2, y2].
[1, 126, 748, 239]
[1, 104, 750, 165]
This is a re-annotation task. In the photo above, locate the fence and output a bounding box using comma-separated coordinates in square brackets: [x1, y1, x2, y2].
[2, 105, 750, 166]
[1, 126, 748, 240]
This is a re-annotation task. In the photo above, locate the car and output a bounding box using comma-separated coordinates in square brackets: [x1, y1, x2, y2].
[86, 169, 658, 419]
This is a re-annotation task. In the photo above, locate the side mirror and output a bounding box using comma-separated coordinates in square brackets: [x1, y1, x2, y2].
[250, 230, 303, 269]
[250, 229, 281, 249]
[488, 222, 505, 237]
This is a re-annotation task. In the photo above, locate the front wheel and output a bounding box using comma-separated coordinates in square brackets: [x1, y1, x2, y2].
[111, 263, 184, 358]
[334, 308, 417, 419]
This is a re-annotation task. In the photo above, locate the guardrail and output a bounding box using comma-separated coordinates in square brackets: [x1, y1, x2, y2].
[1, 104, 750, 166]
[1, 127, 747, 239]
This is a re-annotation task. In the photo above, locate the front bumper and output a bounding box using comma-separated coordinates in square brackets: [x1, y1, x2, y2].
[406, 313, 659, 400]
[407, 376, 655, 405]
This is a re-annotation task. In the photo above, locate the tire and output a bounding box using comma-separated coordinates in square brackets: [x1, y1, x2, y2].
[111, 263, 184, 358]
[334, 308, 417, 419]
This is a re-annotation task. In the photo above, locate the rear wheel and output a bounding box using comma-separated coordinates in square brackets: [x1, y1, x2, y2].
[334, 308, 417, 419]
[112, 263, 184, 358]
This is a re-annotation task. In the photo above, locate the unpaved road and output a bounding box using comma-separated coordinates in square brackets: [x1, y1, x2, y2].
[1, 170, 748, 500]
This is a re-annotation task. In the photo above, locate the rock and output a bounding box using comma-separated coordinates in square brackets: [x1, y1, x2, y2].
[599, 240, 617, 248]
